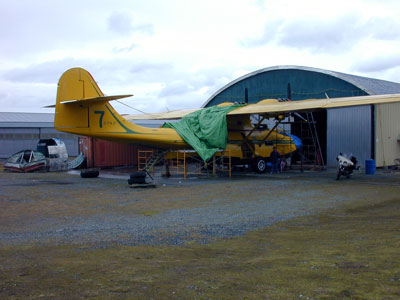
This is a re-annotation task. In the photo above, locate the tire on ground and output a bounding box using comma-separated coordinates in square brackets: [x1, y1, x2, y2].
[80, 169, 100, 178]
[128, 171, 147, 184]
[130, 171, 146, 179]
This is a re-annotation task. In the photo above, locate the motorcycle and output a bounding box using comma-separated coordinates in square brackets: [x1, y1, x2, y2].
[336, 153, 359, 180]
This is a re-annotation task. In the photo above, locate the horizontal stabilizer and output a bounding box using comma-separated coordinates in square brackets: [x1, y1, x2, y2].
[60, 94, 133, 105]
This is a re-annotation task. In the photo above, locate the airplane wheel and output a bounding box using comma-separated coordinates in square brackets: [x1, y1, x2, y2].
[253, 157, 267, 173]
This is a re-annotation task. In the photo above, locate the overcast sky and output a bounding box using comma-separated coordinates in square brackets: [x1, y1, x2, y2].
[1, 0, 400, 114]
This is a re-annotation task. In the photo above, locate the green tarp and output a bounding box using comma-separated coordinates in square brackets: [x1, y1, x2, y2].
[163, 104, 243, 161]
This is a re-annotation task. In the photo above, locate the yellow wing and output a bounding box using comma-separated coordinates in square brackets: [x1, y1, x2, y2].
[125, 94, 400, 120]
[227, 94, 400, 116]
[124, 108, 201, 120]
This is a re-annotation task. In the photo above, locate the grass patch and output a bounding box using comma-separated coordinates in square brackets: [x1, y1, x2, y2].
[1, 196, 399, 299]
[140, 210, 160, 216]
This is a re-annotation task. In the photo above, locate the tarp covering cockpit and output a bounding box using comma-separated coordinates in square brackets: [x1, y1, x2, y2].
[163, 104, 243, 161]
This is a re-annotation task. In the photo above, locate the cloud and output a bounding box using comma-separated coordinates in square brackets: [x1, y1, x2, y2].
[108, 12, 135, 35]
[158, 70, 225, 99]
[242, 13, 400, 54]
[0, 3, 152, 61]
[278, 16, 362, 52]
[1, 58, 82, 84]
[0, 1, 108, 60]
[0, 57, 208, 112]
[159, 81, 193, 97]
[130, 63, 171, 74]
[254, 0, 267, 10]
[352, 54, 400, 73]
[155, 67, 236, 110]
[0, 58, 172, 88]
[3, 0, 400, 114]
[243, 15, 364, 53]
[112, 43, 137, 53]
[367, 17, 400, 40]
[107, 12, 154, 36]
[133, 23, 154, 35]
[241, 19, 281, 47]
[0, 80, 57, 112]
[0, 91, 8, 101]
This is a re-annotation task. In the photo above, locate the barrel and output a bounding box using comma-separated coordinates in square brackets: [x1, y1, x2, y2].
[365, 159, 375, 175]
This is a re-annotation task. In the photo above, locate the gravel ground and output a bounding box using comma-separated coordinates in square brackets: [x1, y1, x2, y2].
[1, 166, 400, 247]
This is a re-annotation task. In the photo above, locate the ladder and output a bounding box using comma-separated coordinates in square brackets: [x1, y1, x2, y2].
[143, 150, 168, 179]
[138, 150, 154, 171]
[305, 112, 325, 168]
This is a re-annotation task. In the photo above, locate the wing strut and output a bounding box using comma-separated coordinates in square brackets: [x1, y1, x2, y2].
[239, 116, 267, 158]
[262, 117, 284, 142]
[244, 116, 266, 139]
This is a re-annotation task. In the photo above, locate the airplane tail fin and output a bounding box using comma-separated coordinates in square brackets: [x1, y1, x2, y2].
[54, 67, 133, 135]
[54, 68, 184, 148]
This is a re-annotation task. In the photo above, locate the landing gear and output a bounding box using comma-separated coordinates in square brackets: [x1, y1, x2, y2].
[252, 157, 267, 173]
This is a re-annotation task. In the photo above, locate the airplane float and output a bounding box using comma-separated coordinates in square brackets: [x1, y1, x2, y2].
[52, 68, 400, 173]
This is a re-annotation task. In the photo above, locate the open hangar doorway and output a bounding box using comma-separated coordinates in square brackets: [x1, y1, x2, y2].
[290, 109, 327, 167]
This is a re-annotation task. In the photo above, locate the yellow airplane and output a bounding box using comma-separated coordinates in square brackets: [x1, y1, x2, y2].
[54, 67, 400, 173]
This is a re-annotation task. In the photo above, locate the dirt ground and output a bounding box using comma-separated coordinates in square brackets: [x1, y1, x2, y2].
[0, 165, 399, 299]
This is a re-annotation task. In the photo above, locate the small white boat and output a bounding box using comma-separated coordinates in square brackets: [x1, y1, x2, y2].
[4, 150, 47, 172]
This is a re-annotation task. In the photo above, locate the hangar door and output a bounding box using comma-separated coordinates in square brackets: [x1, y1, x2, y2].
[326, 106, 372, 167]
[375, 102, 400, 167]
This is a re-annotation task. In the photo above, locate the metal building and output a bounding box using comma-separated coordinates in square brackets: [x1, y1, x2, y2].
[0, 112, 168, 168]
[0, 112, 79, 158]
[203, 65, 400, 167]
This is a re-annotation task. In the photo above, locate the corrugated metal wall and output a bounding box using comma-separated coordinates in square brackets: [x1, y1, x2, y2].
[0, 128, 39, 158]
[326, 106, 372, 167]
[375, 102, 400, 167]
[0, 127, 79, 158]
[206, 69, 367, 106]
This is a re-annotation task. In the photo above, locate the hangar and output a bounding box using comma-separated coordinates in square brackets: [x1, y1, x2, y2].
[204, 65, 400, 167]
[0, 112, 79, 159]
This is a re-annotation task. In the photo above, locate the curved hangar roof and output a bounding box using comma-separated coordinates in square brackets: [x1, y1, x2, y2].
[203, 65, 400, 107]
